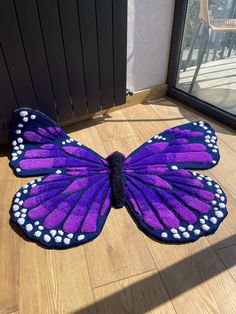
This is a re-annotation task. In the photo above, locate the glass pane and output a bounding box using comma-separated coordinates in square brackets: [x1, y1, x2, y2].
[176, 0, 236, 116]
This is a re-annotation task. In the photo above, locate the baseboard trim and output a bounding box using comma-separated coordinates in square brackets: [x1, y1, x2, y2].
[61, 84, 167, 127]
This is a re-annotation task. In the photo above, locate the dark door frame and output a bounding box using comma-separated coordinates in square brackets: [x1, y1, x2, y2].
[167, 0, 236, 129]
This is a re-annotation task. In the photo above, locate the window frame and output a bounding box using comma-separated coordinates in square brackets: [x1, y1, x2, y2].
[167, 0, 236, 129]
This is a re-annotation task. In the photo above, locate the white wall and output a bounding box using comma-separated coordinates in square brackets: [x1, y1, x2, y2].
[127, 0, 175, 92]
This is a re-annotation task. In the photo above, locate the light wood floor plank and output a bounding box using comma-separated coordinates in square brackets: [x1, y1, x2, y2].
[19, 243, 96, 314]
[92, 271, 176, 314]
[217, 244, 236, 282]
[145, 238, 236, 314]
[0, 153, 21, 314]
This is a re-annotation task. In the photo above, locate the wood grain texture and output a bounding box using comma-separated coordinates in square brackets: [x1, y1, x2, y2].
[93, 270, 175, 314]
[0, 152, 21, 314]
[1, 98, 236, 313]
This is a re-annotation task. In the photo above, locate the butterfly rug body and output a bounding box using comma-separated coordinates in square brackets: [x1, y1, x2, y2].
[9, 108, 227, 249]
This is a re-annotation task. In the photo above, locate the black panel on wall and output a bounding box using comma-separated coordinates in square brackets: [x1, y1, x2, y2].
[0, 0, 127, 142]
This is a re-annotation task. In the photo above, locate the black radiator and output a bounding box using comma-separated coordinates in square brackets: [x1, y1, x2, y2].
[0, 0, 127, 142]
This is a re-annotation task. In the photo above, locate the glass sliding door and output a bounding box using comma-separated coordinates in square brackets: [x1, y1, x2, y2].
[168, 0, 236, 128]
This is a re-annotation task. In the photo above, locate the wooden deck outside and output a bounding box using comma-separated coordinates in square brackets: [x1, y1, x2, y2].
[178, 56, 236, 115]
[1, 98, 236, 313]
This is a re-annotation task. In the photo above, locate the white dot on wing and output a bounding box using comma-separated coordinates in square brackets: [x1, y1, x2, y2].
[173, 233, 181, 239]
[55, 236, 62, 243]
[201, 224, 210, 231]
[20, 111, 28, 117]
[210, 217, 217, 224]
[26, 224, 33, 232]
[183, 232, 190, 238]
[44, 235, 51, 242]
[50, 230, 57, 237]
[219, 203, 226, 209]
[17, 218, 25, 225]
[13, 204, 19, 211]
[63, 238, 70, 245]
[34, 231, 41, 237]
[215, 211, 224, 218]
[77, 234, 85, 241]
[188, 225, 194, 231]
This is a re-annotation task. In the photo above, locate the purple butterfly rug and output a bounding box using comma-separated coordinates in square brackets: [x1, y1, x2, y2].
[9, 108, 227, 249]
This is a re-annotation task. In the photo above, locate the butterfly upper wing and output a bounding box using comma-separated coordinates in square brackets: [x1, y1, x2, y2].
[123, 121, 227, 243]
[124, 121, 220, 171]
[10, 108, 112, 248]
[9, 108, 108, 176]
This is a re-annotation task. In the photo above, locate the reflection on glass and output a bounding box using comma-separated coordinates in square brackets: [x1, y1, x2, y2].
[176, 0, 236, 115]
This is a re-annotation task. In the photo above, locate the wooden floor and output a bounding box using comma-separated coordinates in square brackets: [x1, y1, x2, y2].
[1, 98, 236, 314]
[178, 56, 236, 115]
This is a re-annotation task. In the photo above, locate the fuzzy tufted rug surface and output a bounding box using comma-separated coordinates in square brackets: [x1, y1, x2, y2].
[9, 108, 227, 249]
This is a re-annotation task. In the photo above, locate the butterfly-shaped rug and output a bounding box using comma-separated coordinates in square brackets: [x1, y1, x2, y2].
[9, 108, 227, 248]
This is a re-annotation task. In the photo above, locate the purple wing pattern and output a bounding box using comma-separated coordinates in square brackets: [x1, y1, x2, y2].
[123, 121, 227, 243]
[9, 108, 108, 176]
[11, 169, 112, 247]
[124, 168, 227, 243]
[125, 121, 220, 171]
[10, 108, 111, 248]
[9, 110, 227, 247]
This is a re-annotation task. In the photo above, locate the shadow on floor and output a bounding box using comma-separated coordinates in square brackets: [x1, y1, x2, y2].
[73, 234, 236, 314]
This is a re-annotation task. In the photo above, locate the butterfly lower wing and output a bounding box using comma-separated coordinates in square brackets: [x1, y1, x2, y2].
[9, 108, 108, 176]
[124, 121, 219, 171]
[11, 170, 112, 248]
[124, 169, 227, 243]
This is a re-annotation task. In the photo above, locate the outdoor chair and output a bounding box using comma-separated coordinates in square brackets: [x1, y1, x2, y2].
[184, 0, 236, 93]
